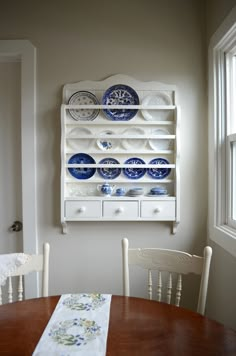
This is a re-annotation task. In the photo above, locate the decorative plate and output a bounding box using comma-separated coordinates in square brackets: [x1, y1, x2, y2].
[122, 127, 146, 150]
[123, 157, 146, 179]
[149, 128, 171, 151]
[68, 153, 96, 180]
[141, 92, 172, 121]
[98, 158, 121, 179]
[96, 130, 118, 151]
[147, 158, 171, 179]
[68, 91, 99, 121]
[102, 84, 139, 121]
[67, 127, 93, 150]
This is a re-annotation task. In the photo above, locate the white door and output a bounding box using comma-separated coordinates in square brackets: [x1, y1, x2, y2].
[0, 61, 23, 254]
[0, 40, 37, 298]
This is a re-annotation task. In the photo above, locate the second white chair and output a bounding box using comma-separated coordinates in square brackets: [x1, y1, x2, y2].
[0, 242, 50, 305]
[122, 238, 212, 315]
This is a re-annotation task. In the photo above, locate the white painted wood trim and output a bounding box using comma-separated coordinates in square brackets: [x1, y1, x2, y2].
[208, 6, 236, 257]
[0, 40, 37, 296]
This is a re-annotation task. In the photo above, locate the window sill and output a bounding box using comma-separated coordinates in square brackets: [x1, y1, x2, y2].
[209, 224, 236, 257]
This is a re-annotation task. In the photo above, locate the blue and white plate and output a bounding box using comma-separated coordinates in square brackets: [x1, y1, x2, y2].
[68, 91, 99, 121]
[102, 84, 139, 121]
[96, 130, 118, 151]
[68, 153, 96, 179]
[147, 158, 171, 179]
[123, 157, 146, 179]
[98, 158, 121, 179]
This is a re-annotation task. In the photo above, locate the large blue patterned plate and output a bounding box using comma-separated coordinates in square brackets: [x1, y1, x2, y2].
[98, 158, 121, 179]
[68, 153, 96, 179]
[123, 157, 146, 179]
[147, 158, 171, 179]
[102, 84, 139, 121]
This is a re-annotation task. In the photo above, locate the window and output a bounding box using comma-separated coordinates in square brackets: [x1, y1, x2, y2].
[208, 6, 236, 256]
[226, 51, 236, 230]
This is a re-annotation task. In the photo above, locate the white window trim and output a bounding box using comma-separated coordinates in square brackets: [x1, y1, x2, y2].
[227, 133, 236, 229]
[208, 6, 236, 257]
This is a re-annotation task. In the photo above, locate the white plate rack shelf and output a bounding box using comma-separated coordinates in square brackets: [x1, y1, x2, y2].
[61, 74, 180, 234]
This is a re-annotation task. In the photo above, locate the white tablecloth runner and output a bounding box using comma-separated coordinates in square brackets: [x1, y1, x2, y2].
[0, 253, 31, 286]
[33, 293, 112, 356]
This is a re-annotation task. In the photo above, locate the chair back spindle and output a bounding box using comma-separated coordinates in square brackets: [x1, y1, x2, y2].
[166, 272, 172, 304]
[148, 270, 153, 300]
[0, 243, 50, 305]
[157, 271, 162, 302]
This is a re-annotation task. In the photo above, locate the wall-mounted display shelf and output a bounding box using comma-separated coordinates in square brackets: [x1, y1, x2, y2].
[61, 74, 180, 234]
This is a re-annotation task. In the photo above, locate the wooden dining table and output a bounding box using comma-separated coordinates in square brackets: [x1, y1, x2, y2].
[0, 295, 236, 355]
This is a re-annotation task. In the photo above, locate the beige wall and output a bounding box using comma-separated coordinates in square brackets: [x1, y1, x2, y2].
[206, 0, 236, 330]
[0, 0, 207, 310]
[206, 0, 236, 40]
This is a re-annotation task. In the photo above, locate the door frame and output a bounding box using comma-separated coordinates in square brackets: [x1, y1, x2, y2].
[0, 40, 38, 297]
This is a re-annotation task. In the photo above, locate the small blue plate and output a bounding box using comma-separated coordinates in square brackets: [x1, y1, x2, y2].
[123, 157, 146, 179]
[98, 158, 121, 179]
[102, 84, 139, 121]
[68, 153, 96, 179]
[147, 158, 171, 179]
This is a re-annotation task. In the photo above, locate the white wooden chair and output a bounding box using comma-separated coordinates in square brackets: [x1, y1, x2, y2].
[0, 242, 50, 305]
[122, 238, 212, 315]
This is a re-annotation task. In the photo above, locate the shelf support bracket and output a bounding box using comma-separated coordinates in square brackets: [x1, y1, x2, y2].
[172, 222, 179, 235]
[61, 222, 68, 234]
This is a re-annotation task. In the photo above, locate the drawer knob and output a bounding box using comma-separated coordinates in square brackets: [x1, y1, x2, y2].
[154, 207, 162, 214]
[115, 207, 124, 214]
[78, 206, 86, 213]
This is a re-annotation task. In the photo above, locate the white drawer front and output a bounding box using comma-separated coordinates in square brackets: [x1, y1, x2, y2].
[103, 201, 139, 219]
[65, 201, 101, 219]
[141, 201, 175, 220]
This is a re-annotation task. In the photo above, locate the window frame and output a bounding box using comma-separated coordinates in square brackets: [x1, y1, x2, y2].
[208, 6, 236, 257]
[227, 133, 236, 229]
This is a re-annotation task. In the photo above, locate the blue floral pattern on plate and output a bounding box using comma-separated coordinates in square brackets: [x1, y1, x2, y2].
[96, 130, 118, 151]
[102, 84, 139, 121]
[123, 157, 146, 179]
[68, 153, 96, 180]
[147, 158, 171, 179]
[98, 158, 121, 179]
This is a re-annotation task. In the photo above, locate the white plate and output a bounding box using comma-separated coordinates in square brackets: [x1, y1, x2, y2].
[68, 91, 99, 121]
[67, 127, 92, 150]
[122, 127, 146, 150]
[149, 128, 172, 151]
[141, 92, 172, 121]
[96, 130, 118, 151]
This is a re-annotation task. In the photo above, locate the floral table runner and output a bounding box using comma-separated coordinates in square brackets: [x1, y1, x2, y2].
[33, 293, 112, 356]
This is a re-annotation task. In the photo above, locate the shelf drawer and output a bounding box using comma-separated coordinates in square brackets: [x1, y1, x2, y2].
[103, 201, 139, 219]
[141, 201, 175, 220]
[65, 201, 101, 219]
